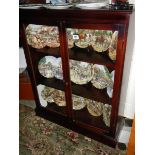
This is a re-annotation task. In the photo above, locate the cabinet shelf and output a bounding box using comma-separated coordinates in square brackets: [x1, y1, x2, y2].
[69, 46, 115, 69]
[29, 45, 115, 70]
[36, 76, 111, 105]
[29, 46, 61, 57]
[71, 82, 112, 105]
[36, 77, 65, 92]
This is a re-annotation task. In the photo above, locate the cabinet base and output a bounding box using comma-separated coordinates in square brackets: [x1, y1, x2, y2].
[35, 106, 118, 148]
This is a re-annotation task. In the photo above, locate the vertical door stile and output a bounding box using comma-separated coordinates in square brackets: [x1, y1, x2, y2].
[110, 23, 128, 137]
[20, 23, 41, 107]
[58, 21, 73, 120]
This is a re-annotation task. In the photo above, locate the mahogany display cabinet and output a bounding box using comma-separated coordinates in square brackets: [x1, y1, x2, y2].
[19, 7, 133, 147]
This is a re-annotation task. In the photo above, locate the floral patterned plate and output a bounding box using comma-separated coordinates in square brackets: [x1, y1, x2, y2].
[108, 31, 118, 61]
[26, 24, 44, 49]
[54, 58, 63, 80]
[74, 29, 90, 48]
[38, 56, 57, 78]
[103, 104, 112, 127]
[91, 30, 112, 52]
[40, 86, 66, 107]
[91, 64, 113, 89]
[87, 100, 103, 117]
[41, 86, 55, 103]
[52, 89, 66, 107]
[107, 70, 115, 98]
[37, 84, 48, 107]
[26, 24, 60, 48]
[72, 94, 86, 110]
[67, 28, 74, 49]
[70, 60, 93, 85]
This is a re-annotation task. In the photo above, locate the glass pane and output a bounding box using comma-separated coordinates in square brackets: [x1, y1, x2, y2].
[67, 28, 116, 128]
[25, 24, 66, 116]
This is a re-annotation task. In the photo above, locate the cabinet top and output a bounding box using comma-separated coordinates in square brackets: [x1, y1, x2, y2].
[20, 7, 133, 25]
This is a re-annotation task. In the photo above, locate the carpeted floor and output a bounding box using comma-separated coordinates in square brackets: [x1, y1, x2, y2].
[19, 101, 126, 155]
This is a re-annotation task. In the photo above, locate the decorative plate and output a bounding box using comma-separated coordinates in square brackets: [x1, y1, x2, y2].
[38, 56, 57, 78]
[87, 100, 103, 117]
[45, 3, 73, 9]
[70, 60, 93, 85]
[72, 94, 86, 110]
[74, 29, 90, 48]
[37, 84, 48, 107]
[19, 4, 42, 9]
[67, 28, 74, 49]
[103, 104, 112, 127]
[26, 24, 60, 49]
[107, 70, 115, 98]
[75, 3, 107, 10]
[91, 30, 112, 52]
[108, 31, 118, 61]
[52, 89, 66, 107]
[54, 58, 63, 80]
[26, 24, 44, 49]
[91, 64, 113, 89]
[41, 26, 60, 48]
[41, 86, 55, 103]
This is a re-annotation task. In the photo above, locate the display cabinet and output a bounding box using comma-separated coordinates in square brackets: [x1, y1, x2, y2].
[20, 6, 133, 147]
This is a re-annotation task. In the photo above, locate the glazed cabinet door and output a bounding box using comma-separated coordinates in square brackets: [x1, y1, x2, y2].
[20, 22, 71, 118]
[65, 23, 125, 135]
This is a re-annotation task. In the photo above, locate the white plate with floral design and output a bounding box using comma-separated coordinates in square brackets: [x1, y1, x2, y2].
[102, 104, 112, 127]
[26, 24, 60, 48]
[107, 70, 115, 98]
[41, 86, 55, 103]
[91, 64, 113, 89]
[38, 56, 57, 78]
[72, 94, 86, 110]
[52, 89, 66, 107]
[87, 100, 103, 117]
[91, 30, 112, 52]
[108, 31, 118, 61]
[70, 60, 93, 85]
[37, 84, 48, 107]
